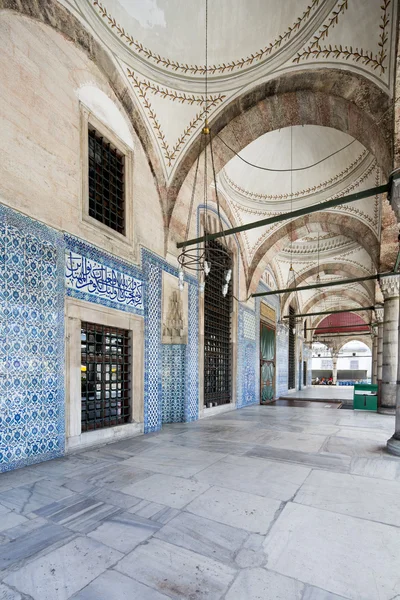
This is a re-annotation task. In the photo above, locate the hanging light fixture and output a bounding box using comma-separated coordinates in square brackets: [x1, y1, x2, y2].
[285, 126, 301, 331]
[177, 0, 230, 294]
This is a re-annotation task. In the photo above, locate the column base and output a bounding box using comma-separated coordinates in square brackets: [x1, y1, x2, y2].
[378, 407, 396, 415]
[387, 435, 400, 457]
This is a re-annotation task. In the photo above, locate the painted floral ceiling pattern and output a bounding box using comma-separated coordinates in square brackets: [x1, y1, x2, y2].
[68, 0, 397, 178]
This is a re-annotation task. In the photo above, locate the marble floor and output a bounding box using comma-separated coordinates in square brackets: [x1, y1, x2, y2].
[0, 404, 399, 600]
[280, 386, 353, 402]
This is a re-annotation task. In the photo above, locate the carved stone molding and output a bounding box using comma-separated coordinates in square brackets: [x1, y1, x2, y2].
[380, 275, 400, 299]
[375, 306, 384, 322]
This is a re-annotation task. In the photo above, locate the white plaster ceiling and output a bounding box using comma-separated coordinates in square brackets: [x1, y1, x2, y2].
[220, 126, 370, 211]
[64, 0, 397, 179]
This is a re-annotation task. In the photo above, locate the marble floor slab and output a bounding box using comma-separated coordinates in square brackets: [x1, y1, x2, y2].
[264, 503, 400, 600]
[186, 485, 281, 534]
[0, 583, 22, 600]
[4, 537, 123, 600]
[155, 511, 248, 564]
[124, 444, 226, 477]
[0, 404, 396, 599]
[70, 570, 171, 600]
[225, 568, 304, 600]
[121, 473, 210, 508]
[294, 469, 400, 526]
[253, 431, 327, 452]
[116, 538, 236, 599]
[88, 512, 161, 553]
[195, 454, 311, 501]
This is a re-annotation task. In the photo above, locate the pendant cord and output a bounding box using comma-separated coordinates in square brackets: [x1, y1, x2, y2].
[205, 0, 208, 123]
[290, 126, 293, 268]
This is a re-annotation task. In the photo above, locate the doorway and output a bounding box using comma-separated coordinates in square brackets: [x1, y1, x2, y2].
[260, 321, 275, 403]
[288, 305, 296, 389]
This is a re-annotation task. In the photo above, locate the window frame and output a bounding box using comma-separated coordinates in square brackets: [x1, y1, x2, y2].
[65, 298, 144, 451]
[80, 105, 134, 246]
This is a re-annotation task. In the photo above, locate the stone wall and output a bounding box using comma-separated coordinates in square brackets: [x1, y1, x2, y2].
[0, 12, 164, 264]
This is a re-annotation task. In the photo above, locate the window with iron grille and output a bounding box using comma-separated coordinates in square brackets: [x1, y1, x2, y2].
[81, 322, 131, 432]
[88, 128, 125, 234]
[204, 240, 232, 406]
[288, 305, 296, 389]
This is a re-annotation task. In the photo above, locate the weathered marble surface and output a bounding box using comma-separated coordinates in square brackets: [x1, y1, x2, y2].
[186, 486, 281, 533]
[264, 503, 400, 600]
[155, 511, 248, 564]
[294, 469, 400, 526]
[225, 568, 304, 600]
[121, 473, 210, 508]
[116, 538, 236, 599]
[0, 404, 397, 599]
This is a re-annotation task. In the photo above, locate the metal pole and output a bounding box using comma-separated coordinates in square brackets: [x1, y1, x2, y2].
[306, 325, 371, 331]
[252, 271, 394, 298]
[177, 183, 389, 249]
[283, 306, 376, 319]
[313, 332, 372, 338]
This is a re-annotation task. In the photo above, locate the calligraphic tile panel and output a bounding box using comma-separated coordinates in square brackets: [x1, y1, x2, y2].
[65, 251, 143, 310]
[64, 236, 144, 315]
[0, 205, 65, 472]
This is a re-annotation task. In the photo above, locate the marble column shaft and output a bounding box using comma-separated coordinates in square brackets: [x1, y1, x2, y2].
[377, 314, 384, 382]
[380, 277, 400, 413]
[332, 355, 338, 385]
[387, 294, 400, 455]
[371, 331, 378, 384]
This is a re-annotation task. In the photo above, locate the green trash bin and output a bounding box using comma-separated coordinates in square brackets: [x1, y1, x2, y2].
[353, 383, 378, 411]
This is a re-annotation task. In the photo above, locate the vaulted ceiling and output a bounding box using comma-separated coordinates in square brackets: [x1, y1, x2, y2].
[62, 0, 398, 320]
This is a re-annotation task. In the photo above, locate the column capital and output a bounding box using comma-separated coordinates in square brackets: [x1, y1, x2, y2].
[375, 306, 384, 322]
[380, 275, 400, 300]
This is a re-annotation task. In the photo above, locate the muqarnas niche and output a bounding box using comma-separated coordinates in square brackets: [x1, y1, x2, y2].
[162, 271, 188, 344]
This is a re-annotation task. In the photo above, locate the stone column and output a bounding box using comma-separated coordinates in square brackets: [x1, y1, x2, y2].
[371, 329, 378, 384]
[376, 307, 384, 383]
[332, 353, 338, 385]
[387, 296, 400, 455]
[379, 276, 400, 414]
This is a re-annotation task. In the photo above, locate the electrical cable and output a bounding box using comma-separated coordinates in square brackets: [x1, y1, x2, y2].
[216, 134, 356, 173]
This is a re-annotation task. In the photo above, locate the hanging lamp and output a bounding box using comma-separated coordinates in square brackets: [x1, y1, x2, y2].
[177, 0, 230, 295]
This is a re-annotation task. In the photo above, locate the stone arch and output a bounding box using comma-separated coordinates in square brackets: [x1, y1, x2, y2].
[0, 0, 167, 225]
[169, 68, 392, 226]
[280, 261, 375, 315]
[301, 288, 372, 318]
[311, 310, 372, 332]
[248, 213, 379, 295]
[337, 337, 372, 352]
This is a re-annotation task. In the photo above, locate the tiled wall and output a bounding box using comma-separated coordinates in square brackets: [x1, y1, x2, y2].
[0, 206, 65, 472]
[276, 330, 289, 397]
[161, 345, 186, 423]
[0, 205, 203, 471]
[1, 203, 285, 472]
[237, 306, 257, 408]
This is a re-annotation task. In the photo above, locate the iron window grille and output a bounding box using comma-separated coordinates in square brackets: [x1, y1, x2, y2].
[204, 239, 232, 406]
[288, 305, 296, 389]
[88, 128, 125, 234]
[81, 322, 131, 432]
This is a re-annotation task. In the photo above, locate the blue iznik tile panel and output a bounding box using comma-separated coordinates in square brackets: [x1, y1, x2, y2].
[64, 236, 144, 315]
[162, 345, 185, 423]
[186, 283, 199, 422]
[142, 251, 199, 433]
[237, 305, 257, 408]
[0, 205, 65, 473]
[65, 250, 143, 310]
[276, 329, 289, 397]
